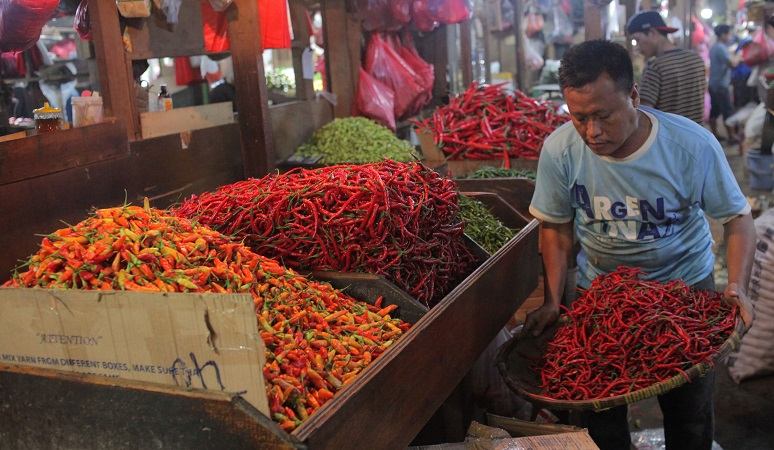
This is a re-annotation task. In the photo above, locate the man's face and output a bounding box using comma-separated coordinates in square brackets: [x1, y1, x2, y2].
[632, 29, 657, 58]
[563, 73, 642, 159]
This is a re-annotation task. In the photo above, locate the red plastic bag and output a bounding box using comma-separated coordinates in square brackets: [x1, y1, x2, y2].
[0, 0, 59, 53]
[395, 32, 433, 116]
[365, 33, 424, 120]
[390, 0, 412, 24]
[201, 0, 230, 52]
[743, 27, 774, 68]
[357, 0, 403, 31]
[354, 67, 396, 131]
[437, 0, 471, 25]
[524, 7, 543, 38]
[411, 0, 440, 32]
[259, 0, 292, 49]
[73, 0, 91, 41]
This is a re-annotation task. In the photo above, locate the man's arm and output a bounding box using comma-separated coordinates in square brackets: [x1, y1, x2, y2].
[523, 220, 574, 336]
[723, 212, 756, 329]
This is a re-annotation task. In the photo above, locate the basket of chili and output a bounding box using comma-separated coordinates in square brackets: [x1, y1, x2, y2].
[495, 267, 745, 412]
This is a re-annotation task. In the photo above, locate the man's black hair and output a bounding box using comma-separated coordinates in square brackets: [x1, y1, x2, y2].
[558, 39, 634, 94]
[714, 24, 732, 38]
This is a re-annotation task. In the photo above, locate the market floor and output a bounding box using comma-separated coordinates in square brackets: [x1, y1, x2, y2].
[512, 139, 774, 450]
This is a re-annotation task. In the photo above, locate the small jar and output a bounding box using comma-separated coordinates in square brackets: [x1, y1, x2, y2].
[33, 102, 64, 134]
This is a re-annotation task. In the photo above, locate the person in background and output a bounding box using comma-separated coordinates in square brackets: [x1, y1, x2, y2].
[626, 11, 707, 124]
[709, 24, 743, 143]
[524, 39, 755, 450]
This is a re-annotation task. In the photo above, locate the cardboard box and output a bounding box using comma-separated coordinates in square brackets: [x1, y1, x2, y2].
[0, 288, 269, 415]
[409, 416, 598, 450]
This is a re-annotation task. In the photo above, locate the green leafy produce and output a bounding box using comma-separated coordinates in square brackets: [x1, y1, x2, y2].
[295, 117, 419, 164]
[457, 166, 537, 180]
[458, 194, 518, 254]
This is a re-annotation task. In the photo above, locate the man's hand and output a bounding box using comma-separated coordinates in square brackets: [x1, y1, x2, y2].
[724, 282, 754, 332]
[522, 303, 561, 337]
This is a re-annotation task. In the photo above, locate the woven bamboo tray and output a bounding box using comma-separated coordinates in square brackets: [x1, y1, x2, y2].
[496, 316, 745, 412]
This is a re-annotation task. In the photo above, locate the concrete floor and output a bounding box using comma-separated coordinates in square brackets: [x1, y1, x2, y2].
[631, 140, 774, 450]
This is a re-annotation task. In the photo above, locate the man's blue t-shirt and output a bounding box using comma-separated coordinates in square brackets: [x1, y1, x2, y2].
[529, 107, 750, 288]
[709, 42, 733, 89]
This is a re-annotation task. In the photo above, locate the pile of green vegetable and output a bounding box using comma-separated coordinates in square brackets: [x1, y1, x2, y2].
[295, 117, 419, 164]
[458, 194, 518, 254]
[457, 166, 537, 180]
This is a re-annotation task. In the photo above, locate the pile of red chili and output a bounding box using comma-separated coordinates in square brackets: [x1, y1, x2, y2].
[534, 266, 738, 401]
[174, 160, 477, 307]
[411, 82, 568, 161]
[3, 202, 411, 432]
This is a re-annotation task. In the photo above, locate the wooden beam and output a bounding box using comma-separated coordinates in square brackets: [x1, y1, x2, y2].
[511, 0, 527, 92]
[227, 0, 275, 178]
[459, 20, 473, 88]
[322, 0, 361, 118]
[289, 0, 316, 101]
[584, 0, 604, 40]
[89, 0, 140, 141]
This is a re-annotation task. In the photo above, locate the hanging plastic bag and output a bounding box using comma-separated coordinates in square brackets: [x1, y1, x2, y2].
[116, 0, 152, 18]
[357, 0, 402, 31]
[548, 3, 574, 44]
[394, 31, 433, 116]
[208, 0, 233, 12]
[354, 67, 396, 131]
[524, 6, 544, 38]
[390, 0, 412, 24]
[161, 0, 182, 25]
[437, 0, 471, 25]
[743, 27, 774, 68]
[411, 0, 440, 32]
[365, 33, 424, 120]
[201, 0, 230, 52]
[0, 0, 59, 53]
[259, 0, 292, 49]
[74, 0, 92, 41]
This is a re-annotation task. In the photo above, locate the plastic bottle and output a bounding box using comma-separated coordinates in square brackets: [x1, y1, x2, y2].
[158, 84, 173, 111]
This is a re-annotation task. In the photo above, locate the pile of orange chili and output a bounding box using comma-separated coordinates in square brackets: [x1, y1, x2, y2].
[534, 266, 737, 401]
[3, 201, 411, 432]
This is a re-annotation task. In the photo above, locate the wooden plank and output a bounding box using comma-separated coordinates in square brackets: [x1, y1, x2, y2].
[584, 1, 604, 40]
[289, 0, 317, 101]
[297, 221, 540, 449]
[0, 122, 128, 185]
[269, 99, 333, 162]
[513, 0, 527, 92]
[460, 20, 474, 88]
[89, 0, 140, 141]
[322, 0, 361, 118]
[0, 157, 134, 279]
[139, 103, 235, 139]
[128, 123, 244, 206]
[227, 0, 275, 178]
[125, 2, 206, 60]
[0, 365, 299, 450]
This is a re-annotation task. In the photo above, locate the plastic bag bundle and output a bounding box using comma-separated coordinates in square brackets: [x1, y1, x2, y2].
[364, 32, 424, 120]
[74, 0, 91, 41]
[354, 67, 396, 131]
[0, 0, 59, 53]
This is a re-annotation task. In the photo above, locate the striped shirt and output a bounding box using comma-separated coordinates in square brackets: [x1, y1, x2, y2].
[639, 49, 707, 124]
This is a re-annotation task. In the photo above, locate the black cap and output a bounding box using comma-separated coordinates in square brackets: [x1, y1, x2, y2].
[627, 11, 679, 34]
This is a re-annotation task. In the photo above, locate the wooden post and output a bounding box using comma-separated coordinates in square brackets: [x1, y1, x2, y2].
[288, 0, 316, 101]
[89, 0, 140, 141]
[459, 20, 473, 89]
[584, 0, 604, 40]
[321, 0, 361, 118]
[511, 0, 527, 92]
[227, 0, 275, 178]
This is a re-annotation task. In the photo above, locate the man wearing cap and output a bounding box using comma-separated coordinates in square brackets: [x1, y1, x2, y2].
[627, 11, 707, 124]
